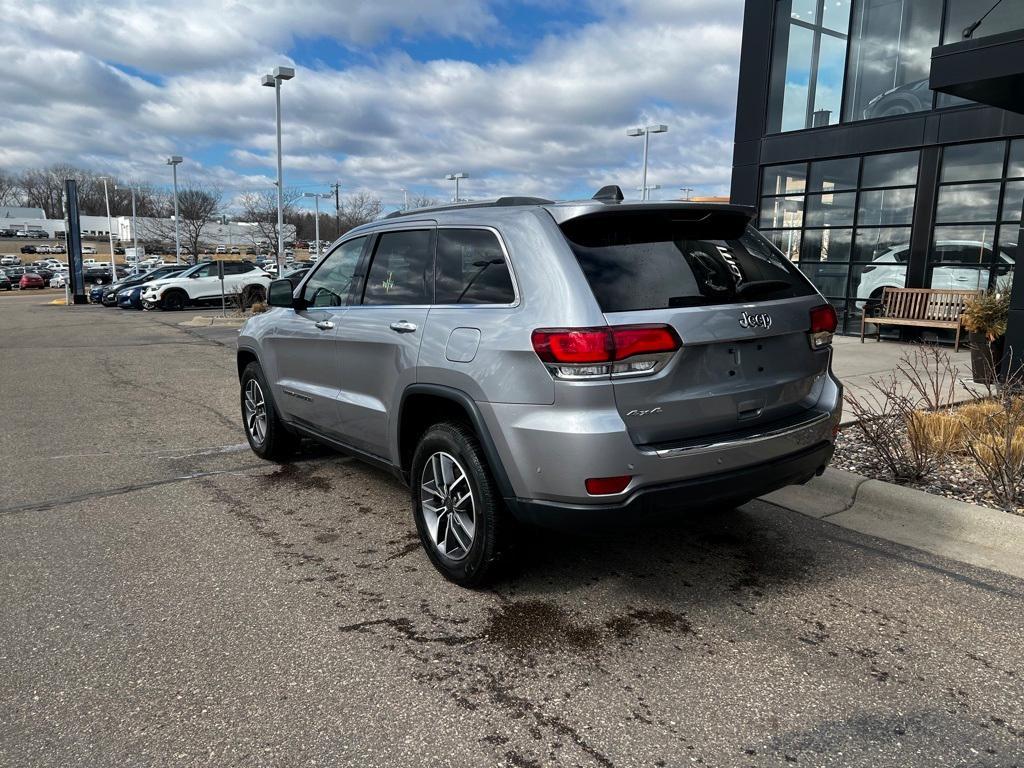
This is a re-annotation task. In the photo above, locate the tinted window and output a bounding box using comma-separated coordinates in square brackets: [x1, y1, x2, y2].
[303, 237, 365, 307]
[362, 230, 432, 306]
[561, 213, 815, 312]
[435, 229, 515, 304]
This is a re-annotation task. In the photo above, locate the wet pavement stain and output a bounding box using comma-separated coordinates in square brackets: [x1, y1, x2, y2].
[483, 599, 601, 654]
[259, 463, 333, 491]
[605, 608, 693, 640]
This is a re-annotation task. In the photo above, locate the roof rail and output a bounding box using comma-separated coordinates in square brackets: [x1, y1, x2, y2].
[384, 196, 556, 219]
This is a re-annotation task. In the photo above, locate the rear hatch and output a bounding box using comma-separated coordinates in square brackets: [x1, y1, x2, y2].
[557, 206, 828, 446]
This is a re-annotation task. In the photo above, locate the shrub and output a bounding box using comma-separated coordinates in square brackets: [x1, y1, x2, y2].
[962, 290, 1010, 342]
[906, 410, 962, 457]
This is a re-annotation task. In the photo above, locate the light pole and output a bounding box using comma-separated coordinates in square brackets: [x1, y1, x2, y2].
[261, 65, 295, 275]
[100, 176, 117, 283]
[400, 187, 409, 210]
[445, 172, 467, 202]
[626, 124, 668, 200]
[636, 184, 661, 199]
[166, 156, 182, 264]
[680, 187, 694, 201]
[303, 192, 330, 261]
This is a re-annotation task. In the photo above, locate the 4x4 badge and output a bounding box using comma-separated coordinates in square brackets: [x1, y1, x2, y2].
[739, 311, 772, 330]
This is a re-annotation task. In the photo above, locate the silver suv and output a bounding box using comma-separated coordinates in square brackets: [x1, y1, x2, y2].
[237, 188, 843, 586]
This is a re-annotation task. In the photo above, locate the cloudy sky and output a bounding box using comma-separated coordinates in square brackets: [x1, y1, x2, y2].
[0, 0, 744, 213]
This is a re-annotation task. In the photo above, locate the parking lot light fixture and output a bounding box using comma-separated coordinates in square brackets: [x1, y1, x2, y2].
[99, 176, 117, 283]
[166, 156, 183, 264]
[627, 124, 668, 200]
[116, 183, 139, 266]
[262, 66, 295, 275]
[302, 192, 331, 260]
[445, 172, 467, 202]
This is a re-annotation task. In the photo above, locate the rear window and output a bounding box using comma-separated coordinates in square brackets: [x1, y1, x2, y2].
[560, 212, 815, 312]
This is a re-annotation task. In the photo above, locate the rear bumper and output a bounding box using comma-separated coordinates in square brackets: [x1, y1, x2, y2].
[507, 440, 834, 528]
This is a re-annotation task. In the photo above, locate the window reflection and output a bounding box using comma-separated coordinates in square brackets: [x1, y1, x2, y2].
[844, 0, 941, 121]
[802, 228, 854, 261]
[806, 191, 857, 227]
[809, 157, 859, 192]
[760, 196, 805, 229]
[941, 141, 1006, 183]
[858, 188, 916, 226]
[762, 164, 808, 196]
[944, 0, 1024, 42]
[935, 183, 1001, 223]
[1002, 181, 1024, 222]
[862, 150, 920, 188]
[853, 227, 913, 262]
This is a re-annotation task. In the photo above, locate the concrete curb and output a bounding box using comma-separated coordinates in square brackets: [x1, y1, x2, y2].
[178, 316, 247, 328]
[760, 468, 1024, 580]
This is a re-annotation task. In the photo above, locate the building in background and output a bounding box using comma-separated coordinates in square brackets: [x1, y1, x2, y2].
[732, 0, 1024, 335]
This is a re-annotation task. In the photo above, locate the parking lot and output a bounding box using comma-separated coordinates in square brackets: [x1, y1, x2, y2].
[1, 293, 1023, 767]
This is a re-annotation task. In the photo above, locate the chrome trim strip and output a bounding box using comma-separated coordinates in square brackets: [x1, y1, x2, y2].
[644, 411, 831, 458]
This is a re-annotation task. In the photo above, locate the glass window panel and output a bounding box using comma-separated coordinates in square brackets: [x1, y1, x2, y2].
[801, 228, 853, 262]
[1002, 180, 1024, 222]
[760, 196, 805, 229]
[362, 230, 433, 306]
[791, 0, 818, 23]
[823, 0, 852, 33]
[814, 34, 847, 127]
[809, 157, 859, 192]
[765, 229, 802, 262]
[861, 150, 920, 188]
[931, 224, 998, 265]
[775, 24, 816, 133]
[858, 188, 916, 226]
[853, 226, 912, 262]
[941, 141, 1006, 182]
[944, 0, 1024, 43]
[852, 260, 907, 306]
[805, 191, 857, 227]
[997, 225, 1021, 292]
[434, 229, 515, 305]
[843, 0, 942, 122]
[1008, 140, 1024, 179]
[935, 182, 1001, 223]
[762, 163, 808, 196]
[800, 261, 849, 297]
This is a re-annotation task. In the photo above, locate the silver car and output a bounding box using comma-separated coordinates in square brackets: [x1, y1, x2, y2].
[237, 188, 843, 586]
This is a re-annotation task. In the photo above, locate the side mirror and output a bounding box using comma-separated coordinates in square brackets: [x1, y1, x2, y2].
[268, 278, 297, 308]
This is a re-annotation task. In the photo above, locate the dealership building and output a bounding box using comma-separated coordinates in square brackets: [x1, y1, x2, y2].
[732, 0, 1024, 339]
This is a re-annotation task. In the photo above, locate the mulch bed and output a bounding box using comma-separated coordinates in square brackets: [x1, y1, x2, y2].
[833, 424, 1023, 515]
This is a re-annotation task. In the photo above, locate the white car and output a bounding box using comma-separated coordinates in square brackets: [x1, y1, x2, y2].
[82, 246, 97, 255]
[49, 271, 70, 288]
[140, 261, 271, 311]
[0, 255, 20, 266]
[856, 240, 1014, 306]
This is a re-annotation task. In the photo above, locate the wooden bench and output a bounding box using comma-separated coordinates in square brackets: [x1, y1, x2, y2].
[860, 287, 981, 352]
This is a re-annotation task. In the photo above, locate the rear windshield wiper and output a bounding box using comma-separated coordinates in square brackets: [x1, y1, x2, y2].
[735, 279, 791, 299]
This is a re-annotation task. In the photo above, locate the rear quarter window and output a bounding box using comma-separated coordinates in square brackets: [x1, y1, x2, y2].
[560, 211, 815, 312]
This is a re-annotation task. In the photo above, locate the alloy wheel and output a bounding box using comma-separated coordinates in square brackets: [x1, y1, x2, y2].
[243, 379, 268, 445]
[420, 451, 476, 561]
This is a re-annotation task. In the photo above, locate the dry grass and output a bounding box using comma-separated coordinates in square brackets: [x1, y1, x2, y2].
[906, 410, 963, 456]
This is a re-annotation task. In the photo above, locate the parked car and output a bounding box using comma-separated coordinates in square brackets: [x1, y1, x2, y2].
[19, 272, 45, 290]
[82, 246, 97, 255]
[49, 244, 66, 254]
[236, 191, 843, 585]
[50, 272, 69, 289]
[140, 261, 271, 310]
[83, 266, 124, 285]
[0, 271, 10, 291]
[0, 255, 20, 266]
[97, 265, 190, 306]
[0, 228, 15, 238]
[5, 266, 26, 284]
[862, 78, 932, 120]
[20, 245, 37, 255]
[117, 284, 146, 309]
[230, 246, 241, 255]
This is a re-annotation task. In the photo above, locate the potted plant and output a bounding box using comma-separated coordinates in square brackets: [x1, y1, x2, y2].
[962, 290, 1010, 384]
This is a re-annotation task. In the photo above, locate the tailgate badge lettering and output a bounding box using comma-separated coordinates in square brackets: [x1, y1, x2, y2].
[739, 312, 772, 330]
[627, 407, 662, 417]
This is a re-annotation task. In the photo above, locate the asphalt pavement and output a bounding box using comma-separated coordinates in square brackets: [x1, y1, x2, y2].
[1, 293, 1022, 768]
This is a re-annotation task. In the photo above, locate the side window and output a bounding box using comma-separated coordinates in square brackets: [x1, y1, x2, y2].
[303, 237, 366, 307]
[435, 229, 515, 304]
[221, 263, 245, 275]
[192, 264, 214, 278]
[362, 230, 433, 306]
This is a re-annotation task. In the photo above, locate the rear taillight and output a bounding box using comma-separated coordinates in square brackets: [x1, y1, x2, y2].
[809, 304, 838, 350]
[531, 325, 681, 379]
[585, 475, 632, 495]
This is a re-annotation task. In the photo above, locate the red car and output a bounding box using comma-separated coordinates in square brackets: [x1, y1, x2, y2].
[19, 273, 45, 290]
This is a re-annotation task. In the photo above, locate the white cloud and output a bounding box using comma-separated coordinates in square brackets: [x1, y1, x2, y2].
[0, 0, 745, 204]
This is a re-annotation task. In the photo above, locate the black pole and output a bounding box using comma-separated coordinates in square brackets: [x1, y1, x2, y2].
[64, 179, 87, 305]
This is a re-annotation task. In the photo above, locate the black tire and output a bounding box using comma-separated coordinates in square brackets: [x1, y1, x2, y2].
[410, 421, 511, 587]
[161, 289, 187, 311]
[240, 361, 297, 461]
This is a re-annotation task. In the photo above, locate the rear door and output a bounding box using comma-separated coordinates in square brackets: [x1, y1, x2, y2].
[558, 209, 828, 445]
[332, 227, 434, 458]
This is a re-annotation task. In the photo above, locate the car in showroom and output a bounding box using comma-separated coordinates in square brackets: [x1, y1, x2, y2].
[855, 240, 1015, 307]
[235, 190, 843, 586]
[140, 260, 271, 310]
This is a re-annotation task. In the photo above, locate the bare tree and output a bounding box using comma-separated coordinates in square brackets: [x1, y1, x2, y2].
[408, 194, 438, 210]
[239, 187, 303, 256]
[147, 183, 223, 258]
[338, 192, 383, 234]
[0, 170, 23, 206]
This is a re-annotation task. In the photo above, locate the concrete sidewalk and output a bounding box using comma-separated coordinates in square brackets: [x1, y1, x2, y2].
[831, 335, 976, 423]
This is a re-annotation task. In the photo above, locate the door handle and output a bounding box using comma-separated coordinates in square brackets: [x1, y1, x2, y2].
[314, 320, 335, 330]
[390, 320, 417, 333]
